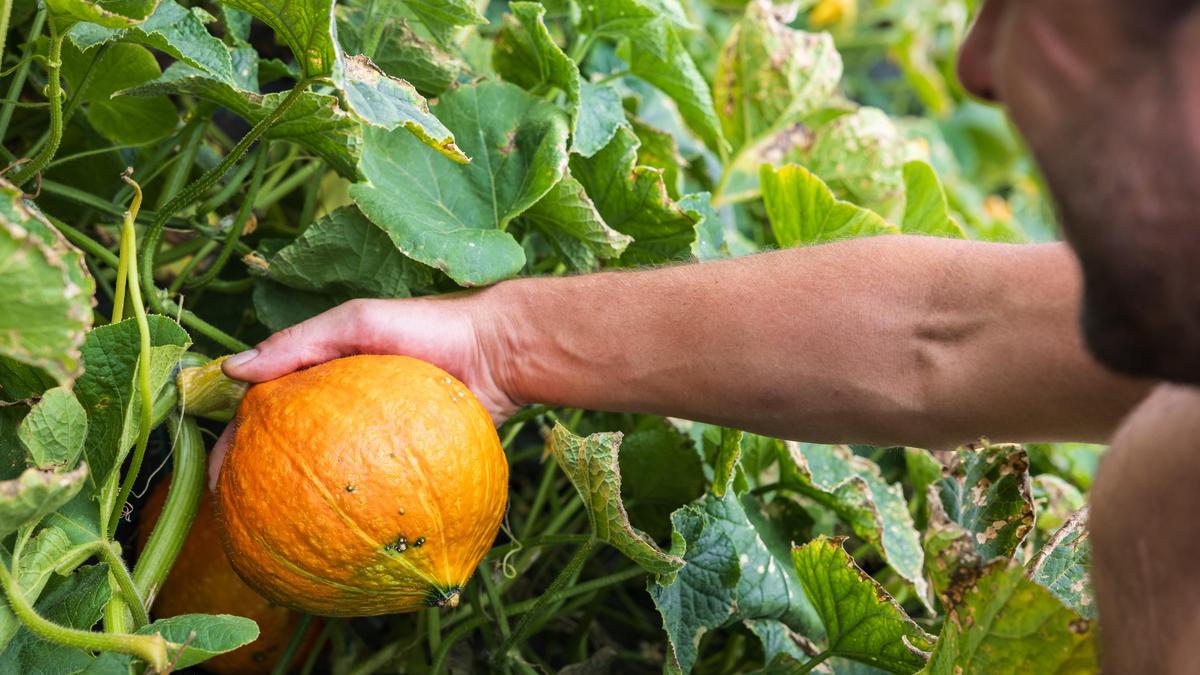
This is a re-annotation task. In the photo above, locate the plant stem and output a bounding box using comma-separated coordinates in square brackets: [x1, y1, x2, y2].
[109, 176, 155, 537]
[299, 621, 334, 675]
[186, 141, 268, 288]
[166, 240, 218, 295]
[0, 8, 44, 144]
[132, 414, 204, 603]
[430, 564, 642, 674]
[45, 215, 118, 267]
[521, 459, 557, 539]
[97, 543, 150, 628]
[0, 0, 13, 77]
[11, 21, 64, 186]
[494, 540, 595, 663]
[427, 608, 441, 652]
[139, 78, 313, 331]
[796, 650, 832, 674]
[270, 613, 314, 675]
[0, 564, 169, 669]
[155, 108, 211, 211]
[478, 569, 510, 638]
[253, 159, 320, 210]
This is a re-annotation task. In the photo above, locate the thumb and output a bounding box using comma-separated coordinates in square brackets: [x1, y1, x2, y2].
[222, 301, 370, 383]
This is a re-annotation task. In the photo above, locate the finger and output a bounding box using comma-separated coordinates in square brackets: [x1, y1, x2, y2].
[209, 423, 235, 491]
[222, 301, 371, 382]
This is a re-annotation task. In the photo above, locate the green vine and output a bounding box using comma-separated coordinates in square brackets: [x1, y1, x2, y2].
[10, 20, 64, 186]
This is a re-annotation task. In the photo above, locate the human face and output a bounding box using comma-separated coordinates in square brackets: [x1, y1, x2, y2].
[959, 0, 1200, 384]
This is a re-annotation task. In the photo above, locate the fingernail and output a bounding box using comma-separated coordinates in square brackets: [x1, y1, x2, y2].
[225, 349, 259, 369]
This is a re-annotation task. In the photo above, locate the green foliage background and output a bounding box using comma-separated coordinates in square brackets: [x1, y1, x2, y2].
[0, 0, 1098, 671]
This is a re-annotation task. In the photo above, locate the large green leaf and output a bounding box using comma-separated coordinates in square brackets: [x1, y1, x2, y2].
[1028, 507, 1094, 620]
[137, 615, 260, 669]
[761, 164, 896, 247]
[44, 0, 156, 30]
[792, 537, 934, 674]
[573, 81, 626, 158]
[920, 562, 1097, 674]
[0, 181, 93, 387]
[61, 40, 178, 145]
[335, 55, 465, 163]
[0, 465, 88, 538]
[901, 161, 967, 239]
[66, 0, 234, 83]
[547, 424, 684, 575]
[0, 526, 74, 652]
[617, 428, 705, 541]
[351, 80, 569, 286]
[396, 0, 486, 45]
[779, 443, 930, 611]
[336, 1, 464, 96]
[252, 206, 433, 331]
[17, 386, 87, 471]
[570, 126, 697, 265]
[522, 171, 632, 264]
[649, 489, 821, 674]
[713, 0, 842, 150]
[0, 563, 111, 673]
[934, 444, 1034, 563]
[120, 54, 362, 178]
[74, 316, 190, 493]
[217, 0, 337, 77]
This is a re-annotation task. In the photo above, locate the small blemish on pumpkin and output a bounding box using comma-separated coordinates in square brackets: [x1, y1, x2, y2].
[345, 484, 357, 493]
[414, 537, 426, 547]
[398, 506, 405, 515]
[385, 536, 408, 553]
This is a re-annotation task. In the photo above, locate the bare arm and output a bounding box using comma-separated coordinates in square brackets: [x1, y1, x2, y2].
[482, 236, 1150, 447]
[221, 236, 1151, 462]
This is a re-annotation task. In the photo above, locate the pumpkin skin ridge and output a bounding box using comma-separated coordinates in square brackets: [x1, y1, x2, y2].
[216, 355, 509, 617]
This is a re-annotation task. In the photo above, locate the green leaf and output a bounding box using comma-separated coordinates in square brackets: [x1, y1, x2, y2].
[744, 619, 810, 666]
[61, 41, 177, 144]
[806, 108, 912, 215]
[120, 55, 361, 178]
[66, 0, 234, 84]
[396, 0, 486, 45]
[631, 117, 686, 200]
[617, 428, 705, 542]
[1026, 443, 1104, 492]
[522, 171, 632, 262]
[713, 0, 842, 150]
[17, 386, 87, 471]
[920, 562, 1097, 674]
[901, 161, 967, 239]
[1032, 474, 1085, 536]
[0, 181, 93, 388]
[933, 444, 1034, 563]
[0, 526, 74, 652]
[494, 2, 579, 106]
[351, 81, 569, 286]
[0, 406, 28, 481]
[252, 207, 433, 331]
[792, 537, 934, 674]
[0, 563, 111, 673]
[619, 23, 725, 154]
[0, 356, 58, 403]
[0, 465, 88, 538]
[573, 81, 626, 158]
[571, 126, 698, 265]
[1028, 508, 1094, 620]
[760, 164, 897, 247]
[217, 0, 337, 77]
[648, 489, 821, 674]
[336, 4, 464, 96]
[547, 424, 684, 575]
[137, 614, 260, 670]
[712, 428, 742, 497]
[779, 443, 930, 611]
[74, 316, 190, 493]
[334, 54, 467, 163]
[44, 0, 156, 30]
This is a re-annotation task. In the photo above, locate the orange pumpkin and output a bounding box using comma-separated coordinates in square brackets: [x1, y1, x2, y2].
[216, 355, 509, 616]
[138, 478, 319, 675]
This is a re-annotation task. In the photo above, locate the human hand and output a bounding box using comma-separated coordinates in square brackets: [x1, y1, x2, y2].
[208, 295, 522, 488]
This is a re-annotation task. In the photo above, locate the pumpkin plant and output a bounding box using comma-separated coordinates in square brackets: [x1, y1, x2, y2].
[0, 0, 1094, 672]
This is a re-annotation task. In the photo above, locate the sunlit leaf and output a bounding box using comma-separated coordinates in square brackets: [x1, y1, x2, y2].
[336, 1, 464, 96]
[547, 424, 684, 575]
[351, 80, 568, 286]
[792, 537, 934, 674]
[396, 0, 486, 45]
[714, 0, 842, 150]
[1028, 508, 1095, 620]
[807, 107, 913, 215]
[522, 171, 632, 262]
[761, 164, 896, 247]
[920, 562, 1097, 674]
[218, 0, 337, 77]
[66, 0, 234, 83]
[901, 161, 967, 238]
[494, 2, 579, 105]
[45, 0, 156, 30]
[712, 428, 742, 497]
[0, 180, 93, 388]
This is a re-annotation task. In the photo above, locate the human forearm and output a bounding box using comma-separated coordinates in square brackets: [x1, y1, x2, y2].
[485, 236, 1151, 447]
